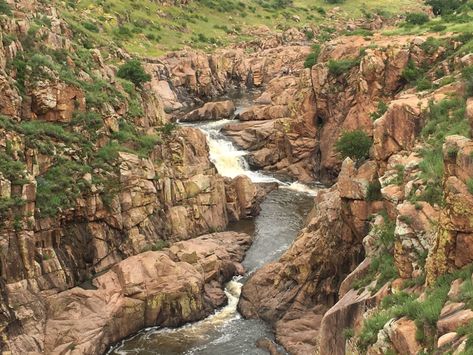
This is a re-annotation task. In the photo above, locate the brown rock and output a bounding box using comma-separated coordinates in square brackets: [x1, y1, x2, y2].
[455, 233, 473, 267]
[438, 332, 459, 348]
[338, 158, 377, 200]
[389, 318, 421, 355]
[9, 232, 252, 354]
[437, 308, 473, 335]
[239, 188, 362, 354]
[373, 95, 426, 161]
[182, 100, 236, 122]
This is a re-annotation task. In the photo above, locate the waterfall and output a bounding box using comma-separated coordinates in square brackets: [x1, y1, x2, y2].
[196, 119, 320, 197]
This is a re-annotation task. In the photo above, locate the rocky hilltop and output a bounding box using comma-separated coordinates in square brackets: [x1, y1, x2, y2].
[2, 0, 473, 354]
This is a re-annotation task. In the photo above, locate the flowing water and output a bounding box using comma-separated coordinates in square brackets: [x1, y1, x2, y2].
[107, 96, 317, 355]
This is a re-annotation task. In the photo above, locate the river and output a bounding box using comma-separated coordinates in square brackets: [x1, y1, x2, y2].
[107, 98, 318, 355]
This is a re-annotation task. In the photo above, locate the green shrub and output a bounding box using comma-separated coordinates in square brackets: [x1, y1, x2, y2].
[426, 0, 466, 16]
[117, 59, 151, 87]
[463, 66, 473, 97]
[0, 0, 12, 15]
[328, 58, 359, 76]
[304, 44, 321, 68]
[343, 328, 354, 339]
[82, 21, 99, 33]
[36, 159, 92, 217]
[366, 180, 382, 201]
[416, 77, 433, 91]
[405, 12, 430, 25]
[0, 152, 28, 185]
[401, 60, 423, 83]
[335, 130, 372, 162]
[161, 122, 177, 136]
[430, 23, 447, 32]
[370, 101, 388, 121]
[467, 178, 473, 194]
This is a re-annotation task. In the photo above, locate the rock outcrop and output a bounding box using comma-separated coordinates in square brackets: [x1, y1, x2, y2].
[6, 232, 252, 354]
[182, 100, 236, 122]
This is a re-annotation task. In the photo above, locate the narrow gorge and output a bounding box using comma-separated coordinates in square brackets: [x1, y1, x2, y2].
[2, 0, 473, 354]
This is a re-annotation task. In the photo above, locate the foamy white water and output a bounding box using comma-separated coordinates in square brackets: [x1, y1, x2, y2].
[281, 182, 319, 196]
[194, 120, 320, 195]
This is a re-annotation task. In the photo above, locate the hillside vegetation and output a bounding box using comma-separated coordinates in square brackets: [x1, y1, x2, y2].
[59, 0, 423, 55]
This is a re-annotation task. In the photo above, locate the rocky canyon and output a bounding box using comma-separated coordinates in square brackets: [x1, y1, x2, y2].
[1, 0, 473, 354]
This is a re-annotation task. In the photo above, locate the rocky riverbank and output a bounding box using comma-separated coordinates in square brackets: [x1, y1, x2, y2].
[3, 0, 473, 354]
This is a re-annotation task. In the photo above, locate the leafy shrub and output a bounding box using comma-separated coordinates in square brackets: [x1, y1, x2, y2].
[416, 77, 433, 91]
[401, 60, 423, 83]
[0, 0, 12, 16]
[463, 66, 473, 97]
[370, 101, 388, 121]
[426, 0, 466, 16]
[0, 152, 28, 185]
[328, 58, 359, 76]
[82, 21, 99, 33]
[430, 23, 447, 32]
[36, 160, 92, 217]
[467, 178, 473, 195]
[366, 180, 382, 201]
[304, 44, 321, 68]
[117, 60, 151, 87]
[335, 130, 372, 162]
[405, 12, 430, 25]
[161, 122, 177, 136]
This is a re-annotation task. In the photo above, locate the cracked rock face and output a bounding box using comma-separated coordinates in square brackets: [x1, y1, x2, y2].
[6, 232, 252, 354]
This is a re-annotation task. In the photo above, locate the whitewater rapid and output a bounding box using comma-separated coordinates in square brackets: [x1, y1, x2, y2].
[197, 119, 319, 196]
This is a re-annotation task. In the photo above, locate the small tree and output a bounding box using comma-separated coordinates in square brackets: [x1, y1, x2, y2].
[117, 59, 151, 87]
[335, 130, 372, 162]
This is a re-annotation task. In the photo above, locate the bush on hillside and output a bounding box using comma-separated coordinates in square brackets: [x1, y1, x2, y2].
[401, 60, 423, 83]
[405, 12, 430, 25]
[304, 44, 321, 68]
[117, 59, 151, 87]
[425, 0, 466, 16]
[328, 58, 359, 76]
[335, 130, 372, 162]
[0, 0, 11, 15]
[463, 66, 473, 96]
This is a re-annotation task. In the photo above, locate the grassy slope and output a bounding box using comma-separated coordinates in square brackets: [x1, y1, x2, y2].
[61, 0, 423, 56]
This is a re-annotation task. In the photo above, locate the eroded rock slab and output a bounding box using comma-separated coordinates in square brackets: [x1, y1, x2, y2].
[7, 232, 252, 354]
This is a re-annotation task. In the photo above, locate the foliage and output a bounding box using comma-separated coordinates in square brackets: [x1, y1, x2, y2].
[117, 59, 151, 87]
[370, 101, 388, 121]
[357, 266, 473, 351]
[304, 44, 321, 68]
[328, 58, 360, 76]
[401, 60, 423, 83]
[405, 12, 429, 25]
[0, 152, 28, 185]
[0, 0, 11, 15]
[36, 159, 92, 217]
[463, 66, 473, 97]
[335, 130, 372, 162]
[366, 180, 382, 201]
[425, 0, 466, 16]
